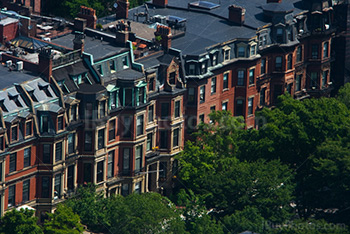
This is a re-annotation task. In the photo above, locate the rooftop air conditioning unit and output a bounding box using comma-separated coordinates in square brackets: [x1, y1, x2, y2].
[16, 61, 23, 71]
[6, 60, 12, 67]
[328, 82, 332, 85]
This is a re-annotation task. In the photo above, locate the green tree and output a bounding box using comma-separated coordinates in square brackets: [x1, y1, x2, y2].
[43, 204, 84, 234]
[337, 82, 350, 109]
[0, 209, 43, 234]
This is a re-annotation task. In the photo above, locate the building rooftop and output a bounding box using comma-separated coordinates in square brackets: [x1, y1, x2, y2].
[0, 64, 38, 89]
[52, 33, 128, 61]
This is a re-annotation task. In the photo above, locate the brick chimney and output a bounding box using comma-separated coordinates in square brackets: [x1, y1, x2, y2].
[73, 31, 85, 54]
[228, 5, 246, 25]
[77, 6, 97, 29]
[115, 20, 129, 46]
[267, 0, 282, 3]
[154, 25, 172, 51]
[38, 47, 53, 80]
[74, 18, 87, 32]
[153, 0, 168, 8]
[116, 0, 130, 20]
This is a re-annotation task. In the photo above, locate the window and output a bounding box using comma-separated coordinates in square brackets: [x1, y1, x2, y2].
[148, 105, 154, 122]
[322, 71, 328, 88]
[134, 182, 141, 194]
[236, 99, 244, 116]
[260, 88, 266, 106]
[42, 177, 50, 198]
[109, 60, 116, 73]
[249, 69, 255, 85]
[312, 44, 319, 59]
[261, 58, 266, 74]
[136, 115, 144, 136]
[25, 121, 32, 136]
[8, 185, 15, 207]
[287, 54, 293, 70]
[54, 174, 61, 199]
[57, 116, 64, 131]
[224, 49, 230, 61]
[85, 103, 93, 119]
[123, 148, 130, 173]
[108, 151, 114, 178]
[248, 98, 254, 115]
[121, 184, 129, 196]
[99, 101, 105, 118]
[135, 145, 142, 172]
[223, 73, 229, 90]
[160, 162, 167, 178]
[147, 133, 153, 151]
[188, 88, 195, 104]
[55, 142, 62, 162]
[212, 54, 217, 66]
[149, 78, 155, 91]
[222, 102, 228, 111]
[67, 165, 74, 190]
[200, 86, 205, 102]
[238, 47, 245, 57]
[9, 153, 16, 173]
[98, 129, 104, 149]
[109, 92, 117, 110]
[160, 130, 168, 149]
[122, 56, 129, 69]
[199, 114, 204, 123]
[24, 147, 31, 168]
[250, 45, 256, 56]
[109, 120, 116, 141]
[238, 70, 245, 86]
[323, 42, 329, 58]
[123, 116, 132, 138]
[275, 56, 282, 70]
[97, 161, 104, 183]
[11, 126, 18, 142]
[310, 72, 318, 89]
[41, 115, 49, 132]
[201, 63, 206, 74]
[22, 180, 30, 202]
[296, 46, 302, 62]
[175, 100, 180, 118]
[287, 83, 293, 94]
[70, 105, 77, 121]
[189, 64, 195, 75]
[276, 28, 283, 43]
[161, 103, 169, 119]
[210, 106, 216, 112]
[138, 88, 145, 105]
[296, 74, 302, 92]
[43, 144, 50, 163]
[84, 131, 92, 151]
[173, 128, 179, 148]
[68, 133, 75, 154]
[211, 77, 216, 94]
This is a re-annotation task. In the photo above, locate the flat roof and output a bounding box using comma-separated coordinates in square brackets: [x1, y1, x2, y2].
[0, 64, 38, 89]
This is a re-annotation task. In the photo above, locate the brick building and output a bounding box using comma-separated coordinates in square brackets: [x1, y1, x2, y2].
[0, 0, 347, 219]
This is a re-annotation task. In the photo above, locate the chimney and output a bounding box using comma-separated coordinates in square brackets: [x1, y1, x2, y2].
[74, 18, 87, 32]
[73, 31, 85, 54]
[116, 0, 130, 20]
[77, 6, 97, 29]
[38, 47, 53, 81]
[267, 0, 282, 3]
[115, 20, 129, 46]
[153, 0, 168, 8]
[154, 25, 172, 51]
[228, 5, 246, 25]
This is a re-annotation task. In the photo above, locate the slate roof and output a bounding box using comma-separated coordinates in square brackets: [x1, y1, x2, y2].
[23, 78, 58, 103]
[128, 0, 305, 55]
[78, 83, 105, 94]
[52, 33, 127, 61]
[0, 65, 38, 89]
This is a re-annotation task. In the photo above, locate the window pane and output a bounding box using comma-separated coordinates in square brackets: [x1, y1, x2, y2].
[84, 131, 92, 151]
[173, 129, 179, 148]
[24, 148, 31, 168]
[175, 101, 180, 118]
[148, 105, 154, 122]
[97, 161, 104, 183]
[98, 129, 104, 149]
[54, 174, 61, 199]
[68, 133, 75, 154]
[23, 180, 30, 202]
[55, 142, 62, 162]
[10, 153, 16, 172]
[108, 151, 114, 178]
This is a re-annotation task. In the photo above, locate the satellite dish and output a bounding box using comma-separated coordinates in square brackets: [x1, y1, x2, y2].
[114, 3, 118, 8]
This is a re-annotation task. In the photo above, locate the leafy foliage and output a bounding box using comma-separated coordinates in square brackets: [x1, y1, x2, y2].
[43, 204, 84, 234]
[0, 209, 43, 234]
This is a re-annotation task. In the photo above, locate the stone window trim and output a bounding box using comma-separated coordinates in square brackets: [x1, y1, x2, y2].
[173, 97, 182, 119]
[223, 71, 230, 91]
[248, 66, 256, 87]
[223, 45, 231, 61]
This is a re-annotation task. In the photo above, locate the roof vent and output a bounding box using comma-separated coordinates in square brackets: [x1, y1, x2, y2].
[16, 61, 23, 71]
[6, 60, 12, 67]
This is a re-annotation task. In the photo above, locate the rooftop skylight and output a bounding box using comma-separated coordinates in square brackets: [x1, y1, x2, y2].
[189, 1, 220, 10]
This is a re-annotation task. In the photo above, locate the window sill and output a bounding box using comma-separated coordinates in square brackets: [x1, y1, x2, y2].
[249, 84, 255, 87]
[222, 88, 229, 92]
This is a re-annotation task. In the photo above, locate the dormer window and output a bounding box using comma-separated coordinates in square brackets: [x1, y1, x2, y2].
[238, 47, 245, 57]
[41, 115, 49, 133]
[109, 60, 116, 73]
[28, 91, 38, 102]
[259, 35, 267, 46]
[201, 63, 207, 74]
[212, 54, 217, 66]
[250, 45, 256, 57]
[71, 74, 83, 86]
[11, 125, 18, 142]
[122, 56, 129, 69]
[138, 88, 145, 105]
[223, 47, 230, 61]
[57, 116, 64, 131]
[169, 72, 176, 85]
[10, 95, 22, 108]
[0, 100, 8, 112]
[189, 64, 195, 75]
[149, 78, 155, 91]
[25, 121, 32, 137]
[70, 105, 77, 121]
[276, 28, 283, 43]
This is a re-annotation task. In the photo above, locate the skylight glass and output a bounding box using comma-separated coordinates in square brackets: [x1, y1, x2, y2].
[189, 1, 220, 10]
